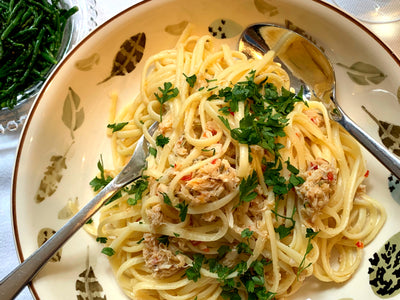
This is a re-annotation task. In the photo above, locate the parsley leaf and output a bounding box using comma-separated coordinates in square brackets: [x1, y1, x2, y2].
[241, 228, 254, 239]
[272, 207, 296, 239]
[125, 178, 149, 205]
[107, 121, 128, 132]
[238, 171, 258, 206]
[186, 253, 204, 282]
[101, 247, 115, 256]
[175, 201, 188, 222]
[90, 156, 112, 192]
[183, 73, 197, 88]
[161, 192, 172, 206]
[156, 134, 170, 148]
[149, 147, 157, 157]
[154, 82, 179, 121]
[96, 237, 107, 243]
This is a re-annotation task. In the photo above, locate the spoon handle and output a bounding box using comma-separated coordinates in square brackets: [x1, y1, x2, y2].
[0, 179, 124, 300]
[338, 109, 400, 179]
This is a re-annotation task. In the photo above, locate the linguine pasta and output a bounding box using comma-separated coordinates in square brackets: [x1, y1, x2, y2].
[92, 26, 386, 299]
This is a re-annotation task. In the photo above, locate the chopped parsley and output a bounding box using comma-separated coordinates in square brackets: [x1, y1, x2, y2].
[237, 171, 258, 206]
[107, 121, 129, 132]
[185, 253, 204, 282]
[272, 207, 296, 240]
[125, 177, 149, 205]
[96, 237, 107, 244]
[155, 134, 170, 148]
[101, 247, 115, 256]
[175, 201, 188, 222]
[161, 192, 172, 206]
[149, 147, 157, 157]
[154, 82, 179, 121]
[183, 73, 197, 88]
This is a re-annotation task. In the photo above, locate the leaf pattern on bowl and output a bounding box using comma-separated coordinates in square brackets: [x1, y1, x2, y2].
[37, 228, 62, 262]
[254, 0, 279, 16]
[368, 231, 400, 298]
[75, 53, 100, 71]
[208, 19, 242, 39]
[388, 175, 400, 205]
[62, 87, 85, 140]
[76, 247, 107, 300]
[99, 32, 146, 84]
[165, 21, 189, 35]
[35, 151, 69, 203]
[337, 62, 387, 85]
[362, 106, 400, 157]
[58, 197, 79, 219]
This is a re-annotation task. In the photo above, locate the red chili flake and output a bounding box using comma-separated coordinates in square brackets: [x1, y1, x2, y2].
[296, 132, 301, 137]
[181, 174, 192, 181]
[364, 170, 370, 177]
[211, 159, 217, 164]
[203, 247, 210, 252]
[228, 108, 235, 116]
[190, 240, 201, 246]
[310, 117, 316, 124]
[327, 172, 334, 181]
[356, 241, 364, 249]
[310, 162, 318, 170]
[211, 129, 217, 136]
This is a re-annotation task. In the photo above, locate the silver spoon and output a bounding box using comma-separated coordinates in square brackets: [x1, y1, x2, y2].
[239, 23, 400, 179]
[0, 122, 158, 300]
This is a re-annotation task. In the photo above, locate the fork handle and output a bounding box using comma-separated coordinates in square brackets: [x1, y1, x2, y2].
[0, 180, 126, 300]
[338, 108, 400, 179]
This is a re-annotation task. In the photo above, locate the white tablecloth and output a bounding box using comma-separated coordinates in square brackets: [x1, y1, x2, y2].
[1, 0, 399, 299]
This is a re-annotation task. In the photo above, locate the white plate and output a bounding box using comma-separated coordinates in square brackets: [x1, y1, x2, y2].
[12, 0, 400, 299]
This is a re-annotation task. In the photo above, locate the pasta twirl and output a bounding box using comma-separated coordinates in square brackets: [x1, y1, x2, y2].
[93, 27, 386, 299]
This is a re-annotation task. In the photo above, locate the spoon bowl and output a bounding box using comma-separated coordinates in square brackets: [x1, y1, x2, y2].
[239, 23, 400, 179]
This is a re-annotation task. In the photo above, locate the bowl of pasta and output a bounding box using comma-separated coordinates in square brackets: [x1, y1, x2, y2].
[12, 0, 400, 299]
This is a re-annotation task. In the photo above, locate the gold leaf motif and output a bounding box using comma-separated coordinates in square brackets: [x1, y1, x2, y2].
[76, 247, 107, 300]
[362, 105, 400, 156]
[254, 0, 279, 16]
[35, 154, 67, 203]
[62, 87, 85, 140]
[37, 228, 62, 262]
[75, 53, 100, 71]
[165, 21, 189, 35]
[99, 32, 146, 84]
[58, 197, 79, 219]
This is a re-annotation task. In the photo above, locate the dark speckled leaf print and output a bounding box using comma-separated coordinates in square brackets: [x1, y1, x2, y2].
[99, 32, 146, 84]
[37, 228, 62, 262]
[76, 248, 107, 300]
[369, 232, 400, 298]
[337, 61, 387, 85]
[208, 19, 242, 39]
[362, 106, 400, 156]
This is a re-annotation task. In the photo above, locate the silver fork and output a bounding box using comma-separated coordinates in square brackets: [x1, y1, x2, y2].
[0, 122, 158, 300]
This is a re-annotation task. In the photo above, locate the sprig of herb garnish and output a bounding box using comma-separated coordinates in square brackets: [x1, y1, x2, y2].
[237, 170, 258, 207]
[154, 82, 179, 121]
[297, 228, 319, 278]
[101, 247, 115, 256]
[175, 201, 188, 222]
[125, 177, 149, 205]
[272, 207, 296, 240]
[107, 122, 129, 132]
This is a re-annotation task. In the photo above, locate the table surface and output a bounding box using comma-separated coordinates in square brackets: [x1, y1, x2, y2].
[1, 0, 400, 299]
